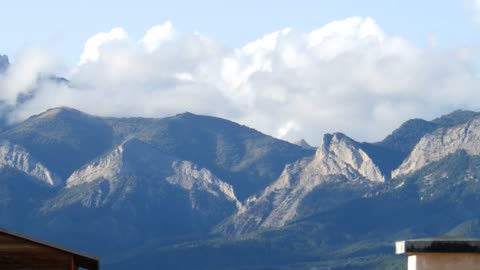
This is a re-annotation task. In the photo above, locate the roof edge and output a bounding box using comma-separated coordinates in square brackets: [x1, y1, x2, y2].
[0, 227, 99, 269]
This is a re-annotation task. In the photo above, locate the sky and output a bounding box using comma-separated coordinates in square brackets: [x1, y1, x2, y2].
[1, 0, 480, 144]
[2, 0, 480, 61]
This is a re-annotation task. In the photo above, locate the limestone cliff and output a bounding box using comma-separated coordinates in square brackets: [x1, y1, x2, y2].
[216, 133, 384, 235]
[393, 116, 480, 178]
[0, 140, 58, 186]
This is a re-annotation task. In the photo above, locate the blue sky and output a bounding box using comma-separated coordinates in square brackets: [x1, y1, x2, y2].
[2, 0, 480, 143]
[2, 0, 479, 63]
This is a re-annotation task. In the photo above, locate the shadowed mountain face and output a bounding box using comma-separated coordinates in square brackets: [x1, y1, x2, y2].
[2, 107, 480, 270]
[377, 118, 438, 155]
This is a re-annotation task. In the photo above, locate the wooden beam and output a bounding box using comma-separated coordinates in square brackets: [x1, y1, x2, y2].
[71, 255, 78, 270]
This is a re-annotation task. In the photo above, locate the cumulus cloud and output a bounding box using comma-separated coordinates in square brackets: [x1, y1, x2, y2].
[141, 21, 176, 53]
[79, 27, 128, 65]
[2, 17, 480, 144]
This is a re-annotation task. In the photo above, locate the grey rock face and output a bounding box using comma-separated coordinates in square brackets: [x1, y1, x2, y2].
[65, 140, 133, 189]
[216, 133, 384, 235]
[61, 138, 240, 209]
[393, 116, 480, 178]
[167, 161, 241, 209]
[313, 133, 385, 181]
[0, 140, 58, 186]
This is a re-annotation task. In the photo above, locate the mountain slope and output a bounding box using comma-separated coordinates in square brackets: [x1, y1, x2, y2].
[40, 138, 241, 259]
[2, 107, 480, 270]
[0, 139, 58, 233]
[113, 149, 480, 270]
[376, 118, 438, 155]
[0, 140, 58, 185]
[48, 138, 240, 212]
[105, 112, 314, 199]
[1, 107, 114, 180]
[1, 107, 313, 200]
[216, 133, 385, 235]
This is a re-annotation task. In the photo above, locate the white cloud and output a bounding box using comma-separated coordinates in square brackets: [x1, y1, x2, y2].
[308, 17, 386, 60]
[0, 47, 59, 105]
[3, 17, 480, 145]
[79, 27, 128, 65]
[242, 28, 291, 55]
[141, 21, 176, 53]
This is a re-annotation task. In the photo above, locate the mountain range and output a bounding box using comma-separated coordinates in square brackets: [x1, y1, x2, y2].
[1, 107, 480, 269]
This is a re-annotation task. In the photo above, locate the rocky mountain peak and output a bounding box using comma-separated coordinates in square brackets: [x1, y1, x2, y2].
[318, 132, 357, 151]
[216, 133, 385, 235]
[175, 112, 196, 117]
[34, 106, 88, 120]
[393, 115, 480, 178]
[3, 106, 114, 180]
[314, 133, 385, 182]
[294, 139, 315, 149]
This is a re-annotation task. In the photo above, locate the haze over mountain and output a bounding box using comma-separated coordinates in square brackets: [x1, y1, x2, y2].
[0, 107, 480, 269]
[293, 139, 316, 150]
[0, 55, 8, 73]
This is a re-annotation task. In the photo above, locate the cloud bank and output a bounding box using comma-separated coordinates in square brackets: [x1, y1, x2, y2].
[1, 17, 480, 144]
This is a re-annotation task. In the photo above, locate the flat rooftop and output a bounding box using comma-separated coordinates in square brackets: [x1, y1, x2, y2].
[396, 237, 480, 254]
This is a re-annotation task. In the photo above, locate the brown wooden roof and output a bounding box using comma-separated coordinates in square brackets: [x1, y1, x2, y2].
[0, 228, 99, 270]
